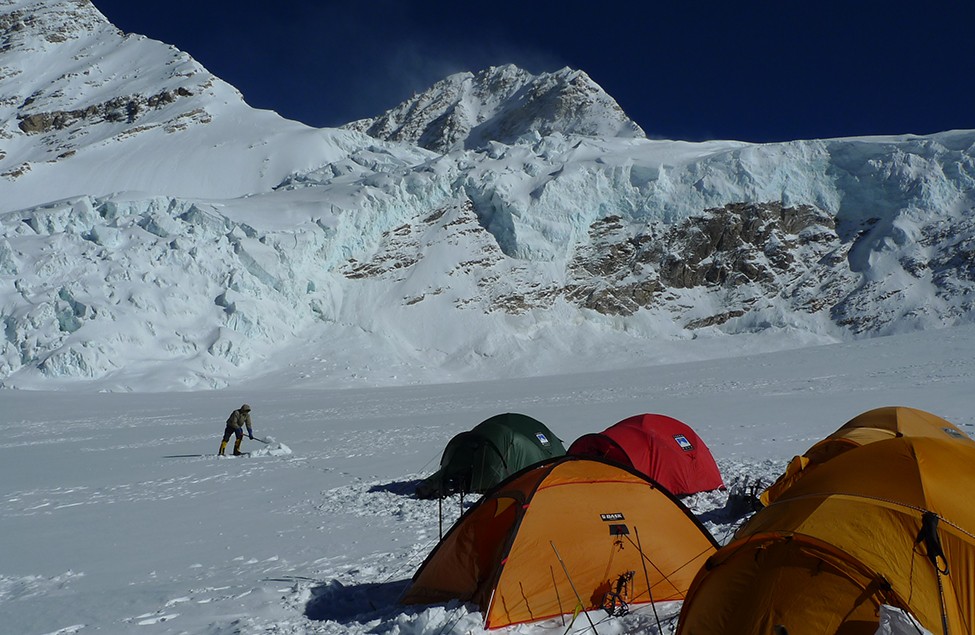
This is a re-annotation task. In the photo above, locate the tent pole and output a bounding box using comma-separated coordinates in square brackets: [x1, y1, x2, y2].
[918, 511, 950, 635]
[551, 565, 566, 626]
[438, 495, 443, 539]
[936, 568, 949, 635]
[634, 526, 664, 634]
[550, 541, 599, 635]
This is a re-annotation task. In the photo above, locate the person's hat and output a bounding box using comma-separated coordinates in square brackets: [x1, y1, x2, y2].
[241, 404, 251, 411]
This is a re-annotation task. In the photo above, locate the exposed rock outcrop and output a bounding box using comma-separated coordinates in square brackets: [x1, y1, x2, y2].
[18, 87, 195, 133]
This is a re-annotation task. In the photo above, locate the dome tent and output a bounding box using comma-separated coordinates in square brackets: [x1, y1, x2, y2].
[415, 413, 565, 499]
[402, 456, 718, 629]
[760, 406, 973, 506]
[568, 413, 724, 496]
[677, 436, 975, 635]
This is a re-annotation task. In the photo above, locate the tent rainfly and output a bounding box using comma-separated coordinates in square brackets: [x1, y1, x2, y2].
[760, 406, 973, 506]
[402, 456, 718, 629]
[568, 413, 724, 495]
[678, 436, 975, 635]
[415, 413, 565, 499]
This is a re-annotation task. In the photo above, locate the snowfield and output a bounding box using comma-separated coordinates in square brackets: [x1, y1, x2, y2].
[3, 324, 974, 635]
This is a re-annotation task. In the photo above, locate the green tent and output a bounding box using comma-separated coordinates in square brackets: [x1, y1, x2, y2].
[416, 413, 565, 499]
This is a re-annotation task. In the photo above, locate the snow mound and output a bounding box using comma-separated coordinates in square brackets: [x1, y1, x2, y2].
[250, 437, 292, 457]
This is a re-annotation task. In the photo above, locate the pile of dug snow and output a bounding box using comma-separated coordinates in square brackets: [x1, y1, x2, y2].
[248, 436, 292, 457]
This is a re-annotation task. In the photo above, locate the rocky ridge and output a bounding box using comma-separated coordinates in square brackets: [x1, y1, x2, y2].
[1, 0, 211, 161]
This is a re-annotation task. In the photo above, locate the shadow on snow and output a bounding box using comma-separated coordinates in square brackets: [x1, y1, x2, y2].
[368, 479, 424, 497]
[304, 578, 413, 623]
[367, 480, 480, 516]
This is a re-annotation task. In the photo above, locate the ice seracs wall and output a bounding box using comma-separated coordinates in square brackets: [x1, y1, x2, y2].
[4, 129, 975, 390]
[2, 0, 975, 391]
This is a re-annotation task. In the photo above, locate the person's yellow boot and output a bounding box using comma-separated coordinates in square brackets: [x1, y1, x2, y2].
[218, 440, 228, 456]
[233, 437, 243, 456]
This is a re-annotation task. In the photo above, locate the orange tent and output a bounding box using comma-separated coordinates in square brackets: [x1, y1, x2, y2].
[678, 436, 975, 635]
[401, 456, 718, 629]
[760, 406, 972, 505]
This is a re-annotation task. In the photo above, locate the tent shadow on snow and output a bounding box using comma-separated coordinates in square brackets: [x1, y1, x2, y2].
[694, 476, 767, 528]
[304, 578, 413, 623]
[694, 495, 759, 528]
[367, 479, 424, 496]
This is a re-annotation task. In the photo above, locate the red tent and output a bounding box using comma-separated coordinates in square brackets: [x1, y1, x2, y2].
[568, 414, 724, 495]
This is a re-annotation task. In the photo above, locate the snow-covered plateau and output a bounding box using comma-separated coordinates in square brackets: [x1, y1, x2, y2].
[4, 325, 975, 635]
[2, 2, 975, 632]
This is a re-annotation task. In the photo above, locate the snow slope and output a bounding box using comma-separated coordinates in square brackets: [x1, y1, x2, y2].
[0, 0, 419, 214]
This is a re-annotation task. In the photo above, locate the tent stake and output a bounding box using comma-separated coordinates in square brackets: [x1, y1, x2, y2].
[634, 526, 664, 634]
[550, 541, 599, 635]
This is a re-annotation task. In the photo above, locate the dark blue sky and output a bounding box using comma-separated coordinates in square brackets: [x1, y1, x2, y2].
[93, 0, 973, 142]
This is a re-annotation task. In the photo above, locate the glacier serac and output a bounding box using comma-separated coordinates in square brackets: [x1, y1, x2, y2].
[1, 0, 975, 391]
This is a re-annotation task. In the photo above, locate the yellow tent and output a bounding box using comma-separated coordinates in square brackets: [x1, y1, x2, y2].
[678, 436, 975, 635]
[401, 456, 718, 629]
[760, 406, 972, 506]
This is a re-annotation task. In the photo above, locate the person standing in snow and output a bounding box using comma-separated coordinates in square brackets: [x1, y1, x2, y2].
[218, 403, 255, 456]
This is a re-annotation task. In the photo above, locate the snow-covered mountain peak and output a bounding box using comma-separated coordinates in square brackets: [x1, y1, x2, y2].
[343, 63, 646, 153]
[0, 0, 406, 214]
[3, 0, 218, 152]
